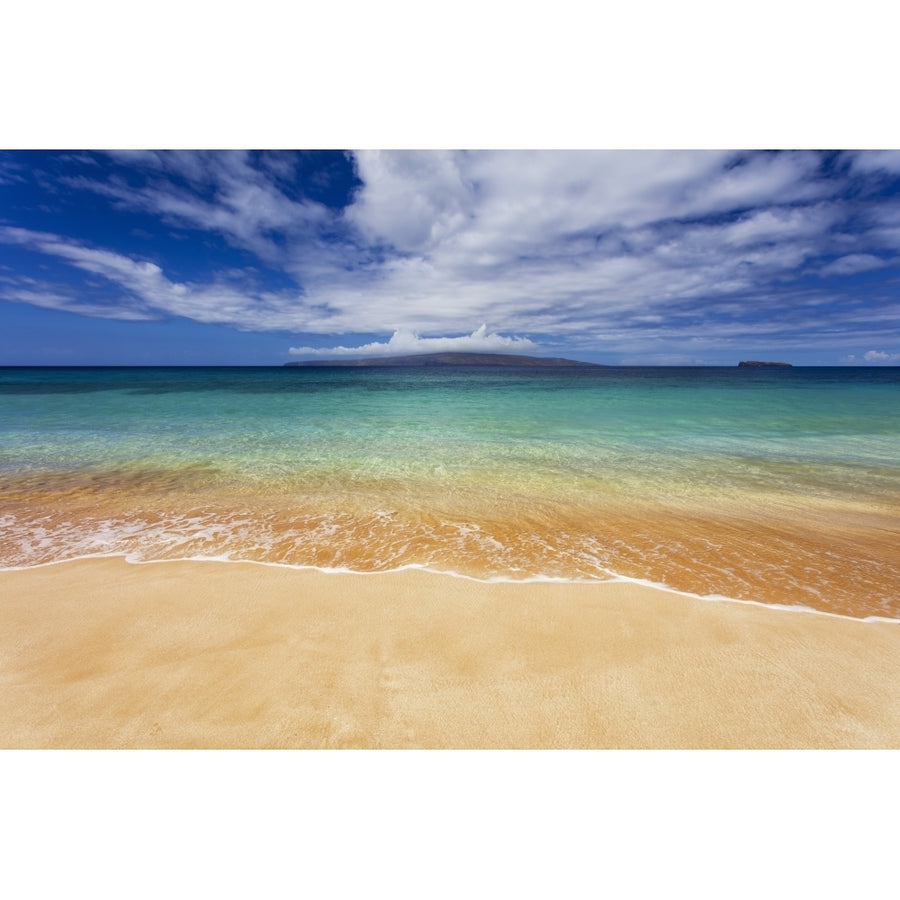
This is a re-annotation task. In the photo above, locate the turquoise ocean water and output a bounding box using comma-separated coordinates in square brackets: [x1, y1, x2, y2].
[1, 366, 898, 619]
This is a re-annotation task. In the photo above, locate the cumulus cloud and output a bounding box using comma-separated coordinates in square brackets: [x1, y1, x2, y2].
[863, 349, 900, 362]
[289, 325, 537, 357]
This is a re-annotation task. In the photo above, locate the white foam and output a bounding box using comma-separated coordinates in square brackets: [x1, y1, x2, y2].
[3, 551, 897, 625]
[2, 507, 897, 623]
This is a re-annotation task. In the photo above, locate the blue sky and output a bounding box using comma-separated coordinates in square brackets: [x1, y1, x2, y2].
[1, 149, 899, 365]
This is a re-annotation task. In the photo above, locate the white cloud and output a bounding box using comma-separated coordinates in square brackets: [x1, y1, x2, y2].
[5, 151, 900, 360]
[63, 151, 331, 267]
[863, 349, 900, 362]
[0, 157, 26, 186]
[292, 150, 841, 339]
[0, 226, 306, 329]
[722, 204, 839, 246]
[347, 150, 475, 252]
[849, 150, 900, 174]
[820, 254, 887, 276]
[0, 285, 154, 320]
[347, 150, 744, 257]
[289, 325, 536, 357]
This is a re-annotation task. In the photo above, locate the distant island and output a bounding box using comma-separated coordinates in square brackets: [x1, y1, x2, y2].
[738, 360, 792, 368]
[285, 352, 603, 368]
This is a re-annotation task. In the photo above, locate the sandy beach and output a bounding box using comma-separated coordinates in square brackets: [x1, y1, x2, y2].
[1, 557, 898, 749]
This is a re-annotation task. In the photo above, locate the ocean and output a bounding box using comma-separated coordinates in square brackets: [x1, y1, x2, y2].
[1, 365, 898, 619]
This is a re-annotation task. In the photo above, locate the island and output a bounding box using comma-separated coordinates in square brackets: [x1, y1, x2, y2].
[285, 352, 603, 368]
[738, 360, 792, 368]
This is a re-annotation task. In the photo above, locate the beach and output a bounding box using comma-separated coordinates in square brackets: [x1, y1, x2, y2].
[3, 366, 900, 620]
[2, 557, 898, 749]
[3, 366, 899, 749]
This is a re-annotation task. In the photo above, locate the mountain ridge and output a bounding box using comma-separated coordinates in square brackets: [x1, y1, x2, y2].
[284, 352, 603, 368]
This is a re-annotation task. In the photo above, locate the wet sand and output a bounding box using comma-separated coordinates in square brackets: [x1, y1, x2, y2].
[4, 468, 899, 619]
[1, 558, 898, 748]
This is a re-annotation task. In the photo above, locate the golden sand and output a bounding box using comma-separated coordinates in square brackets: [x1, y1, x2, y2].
[1, 558, 898, 748]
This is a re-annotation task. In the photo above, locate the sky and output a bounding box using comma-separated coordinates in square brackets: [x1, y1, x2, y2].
[1, 149, 899, 366]
[3, 4, 899, 892]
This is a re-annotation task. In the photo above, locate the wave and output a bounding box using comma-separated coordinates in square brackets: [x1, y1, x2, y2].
[4, 550, 898, 625]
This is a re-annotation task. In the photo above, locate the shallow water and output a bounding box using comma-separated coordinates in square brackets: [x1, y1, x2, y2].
[1, 365, 898, 618]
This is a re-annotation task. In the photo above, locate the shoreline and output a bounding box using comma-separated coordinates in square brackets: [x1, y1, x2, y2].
[2, 557, 899, 749]
[4, 552, 899, 625]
